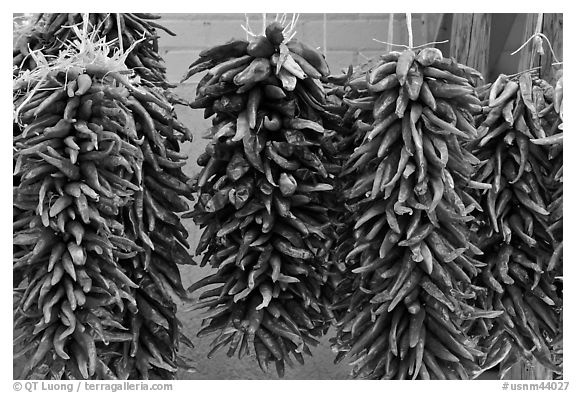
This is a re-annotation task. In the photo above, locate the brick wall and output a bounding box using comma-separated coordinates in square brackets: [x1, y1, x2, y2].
[157, 13, 442, 84]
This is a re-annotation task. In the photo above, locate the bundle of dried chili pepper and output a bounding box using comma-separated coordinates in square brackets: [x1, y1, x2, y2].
[183, 18, 339, 376]
[13, 28, 193, 379]
[13, 13, 176, 89]
[330, 47, 492, 379]
[468, 70, 563, 378]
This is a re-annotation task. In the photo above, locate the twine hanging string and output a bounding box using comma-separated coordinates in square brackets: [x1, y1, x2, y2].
[506, 66, 543, 80]
[374, 13, 448, 50]
[406, 13, 413, 49]
[510, 32, 561, 64]
[530, 12, 543, 70]
[372, 39, 449, 50]
[323, 13, 327, 58]
[510, 12, 561, 76]
[242, 14, 260, 39]
[283, 14, 299, 43]
[242, 14, 251, 40]
[387, 13, 395, 53]
[241, 13, 300, 44]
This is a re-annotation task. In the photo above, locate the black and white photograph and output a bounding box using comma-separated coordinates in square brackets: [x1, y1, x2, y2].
[11, 9, 566, 387]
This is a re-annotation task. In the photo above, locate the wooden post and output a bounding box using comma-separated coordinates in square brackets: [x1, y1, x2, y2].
[486, 14, 518, 82]
[420, 13, 444, 46]
[541, 13, 563, 83]
[518, 13, 563, 83]
[503, 361, 553, 380]
[449, 14, 492, 79]
[433, 13, 452, 56]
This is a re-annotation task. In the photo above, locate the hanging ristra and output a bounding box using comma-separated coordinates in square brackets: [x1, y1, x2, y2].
[13, 14, 44, 75]
[545, 70, 563, 285]
[13, 13, 177, 90]
[321, 61, 374, 280]
[469, 70, 563, 378]
[181, 14, 339, 377]
[13, 22, 194, 380]
[329, 40, 498, 379]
